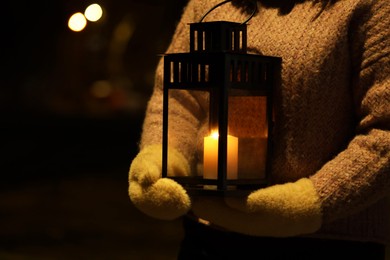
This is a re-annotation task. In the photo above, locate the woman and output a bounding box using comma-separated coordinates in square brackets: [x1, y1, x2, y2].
[129, 0, 390, 258]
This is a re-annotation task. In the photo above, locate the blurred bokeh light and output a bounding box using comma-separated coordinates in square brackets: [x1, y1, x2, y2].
[84, 3, 103, 22]
[68, 12, 87, 31]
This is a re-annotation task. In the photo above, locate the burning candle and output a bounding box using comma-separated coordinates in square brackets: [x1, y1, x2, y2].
[203, 131, 238, 179]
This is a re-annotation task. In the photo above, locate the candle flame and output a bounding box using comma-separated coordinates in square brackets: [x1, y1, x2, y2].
[211, 131, 219, 139]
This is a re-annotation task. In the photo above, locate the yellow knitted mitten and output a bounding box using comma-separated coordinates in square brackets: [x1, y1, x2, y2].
[129, 144, 191, 220]
[192, 178, 322, 237]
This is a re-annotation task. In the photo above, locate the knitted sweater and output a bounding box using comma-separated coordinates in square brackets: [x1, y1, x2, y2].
[139, 0, 390, 244]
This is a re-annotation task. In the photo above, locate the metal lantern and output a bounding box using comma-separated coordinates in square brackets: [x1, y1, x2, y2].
[161, 5, 281, 196]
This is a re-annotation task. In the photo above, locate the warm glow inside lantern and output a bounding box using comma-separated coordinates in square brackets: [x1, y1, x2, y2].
[161, 20, 281, 196]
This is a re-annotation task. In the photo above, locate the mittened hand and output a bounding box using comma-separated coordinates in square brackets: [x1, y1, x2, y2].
[128, 144, 191, 220]
[192, 178, 323, 237]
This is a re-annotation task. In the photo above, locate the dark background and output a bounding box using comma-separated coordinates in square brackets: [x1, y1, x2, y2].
[1, 0, 188, 259]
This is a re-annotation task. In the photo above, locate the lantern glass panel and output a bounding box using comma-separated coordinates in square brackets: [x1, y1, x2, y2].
[228, 95, 268, 180]
[166, 91, 268, 184]
[166, 88, 210, 178]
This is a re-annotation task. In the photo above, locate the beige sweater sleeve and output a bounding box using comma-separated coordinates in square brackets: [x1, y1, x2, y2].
[310, 0, 390, 223]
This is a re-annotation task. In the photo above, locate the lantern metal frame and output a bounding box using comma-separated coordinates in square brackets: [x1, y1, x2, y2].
[161, 17, 281, 196]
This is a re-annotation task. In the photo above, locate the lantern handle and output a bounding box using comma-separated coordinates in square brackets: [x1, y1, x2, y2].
[199, 0, 258, 24]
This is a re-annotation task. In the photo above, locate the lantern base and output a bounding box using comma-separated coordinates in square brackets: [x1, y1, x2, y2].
[168, 176, 268, 197]
[183, 186, 263, 197]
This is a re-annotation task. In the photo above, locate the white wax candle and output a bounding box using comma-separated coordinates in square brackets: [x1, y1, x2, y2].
[203, 132, 238, 180]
